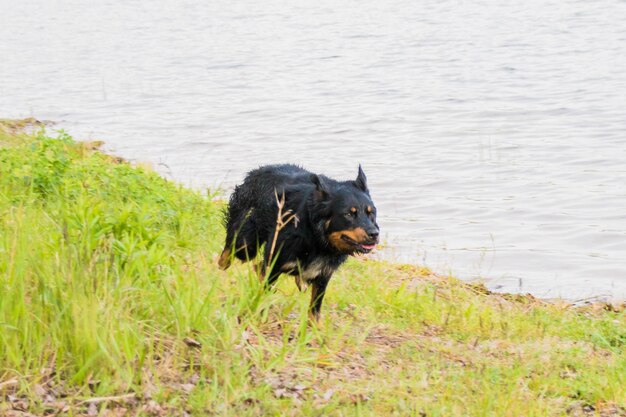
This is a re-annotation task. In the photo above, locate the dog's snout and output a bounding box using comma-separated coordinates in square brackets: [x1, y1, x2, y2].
[367, 230, 379, 241]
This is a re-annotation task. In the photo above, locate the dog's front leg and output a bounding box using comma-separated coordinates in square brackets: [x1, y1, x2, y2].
[309, 276, 330, 322]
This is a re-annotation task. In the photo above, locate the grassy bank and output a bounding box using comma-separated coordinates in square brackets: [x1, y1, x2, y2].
[1, 119, 625, 416]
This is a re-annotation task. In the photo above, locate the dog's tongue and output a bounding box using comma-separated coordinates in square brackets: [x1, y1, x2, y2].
[361, 243, 376, 250]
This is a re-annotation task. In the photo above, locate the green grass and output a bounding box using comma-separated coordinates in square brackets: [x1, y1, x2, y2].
[1, 119, 625, 416]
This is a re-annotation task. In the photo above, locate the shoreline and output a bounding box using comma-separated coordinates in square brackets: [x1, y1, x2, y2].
[1, 118, 624, 416]
[4, 117, 623, 306]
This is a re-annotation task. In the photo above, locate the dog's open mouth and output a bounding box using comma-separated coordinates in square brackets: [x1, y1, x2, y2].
[341, 235, 377, 253]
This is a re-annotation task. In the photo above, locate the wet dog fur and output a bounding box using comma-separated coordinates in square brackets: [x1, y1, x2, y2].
[218, 164, 379, 321]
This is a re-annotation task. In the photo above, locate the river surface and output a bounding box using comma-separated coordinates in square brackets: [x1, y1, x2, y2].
[2, 0, 626, 300]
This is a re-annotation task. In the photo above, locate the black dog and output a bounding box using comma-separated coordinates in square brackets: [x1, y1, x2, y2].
[218, 164, 379, 320]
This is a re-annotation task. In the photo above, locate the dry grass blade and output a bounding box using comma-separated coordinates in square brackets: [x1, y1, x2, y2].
[183, 337, 202, 349]
[0, 378, 19, 390]
[80, 393, 136, 405]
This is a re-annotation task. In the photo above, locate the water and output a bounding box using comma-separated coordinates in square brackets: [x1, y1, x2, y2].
[2, 0, 626, 300]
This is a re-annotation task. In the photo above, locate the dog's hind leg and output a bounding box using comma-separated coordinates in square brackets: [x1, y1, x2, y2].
[257, 259, 282, 287]
[258, 235, 287, 286]
[218, 248, 233, 270]
[233, 217, 258, 261]
[219, 213, 258, 270]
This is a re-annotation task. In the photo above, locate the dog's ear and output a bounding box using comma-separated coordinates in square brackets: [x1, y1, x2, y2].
[310, 174, 330, 200]
[355, 164, 369, 193]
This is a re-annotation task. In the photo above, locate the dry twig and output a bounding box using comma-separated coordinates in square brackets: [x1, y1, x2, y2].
[263, 189, 299, 281]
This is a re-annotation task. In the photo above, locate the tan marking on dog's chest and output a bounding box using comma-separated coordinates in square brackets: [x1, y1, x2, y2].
[300, 259, 329, 281]
[294, 259, 333, 291]
[280, 261, 298, 273]
[280, 258, 337, 291]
